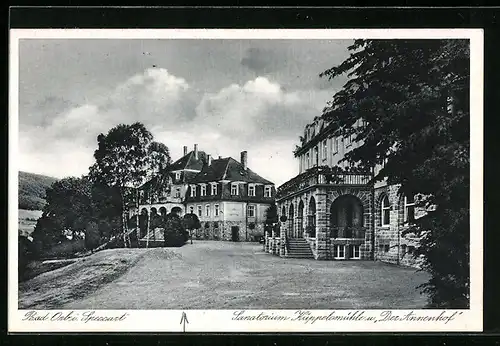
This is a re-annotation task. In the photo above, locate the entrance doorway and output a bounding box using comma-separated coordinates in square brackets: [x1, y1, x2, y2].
[330, 195, 364, 238]
[231, 226, 240, 242]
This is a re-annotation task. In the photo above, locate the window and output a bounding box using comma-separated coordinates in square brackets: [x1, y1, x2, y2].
[384, 244, 390, 252]
[314, 147, 319, 165]
[404, 194, 416, 224]
[213, 221, 219, 228]
[211, 183, 217, 195]
[197, 205, 202, 217]
[248, 185, 255, 197]
[332, 137, 339, 154]
[205, 205, 210, 217]
[231, 184, 239, 196]
[247, 205, 256, 217]
[200, 185, 207, 196]
[175, 188, 181, 198]
[351, 245, 361, 259]
[333, 245, 345, 259]
[175, 172, 181, 181]
[306, 153, 310, 168]
[189, 206, 194, 214]
[190, 185, 196, 197]
[322, 140, 328, 160]
[381, 195, 390, 226]
[214, 204, 220, 217]
[264, 186, 272, 198]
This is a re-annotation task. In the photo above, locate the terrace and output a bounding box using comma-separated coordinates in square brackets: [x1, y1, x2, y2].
[276, 166, 372, 200]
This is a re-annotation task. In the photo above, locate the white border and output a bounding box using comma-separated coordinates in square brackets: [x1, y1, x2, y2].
[9, 28, 483, 333]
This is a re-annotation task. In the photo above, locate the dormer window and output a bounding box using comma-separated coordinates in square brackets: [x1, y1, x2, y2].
[248, 184, 255, 197]
[200, 184, 207, 197]
[264, 185, 272, 198]
[211, 183, 217, 195]
[175, 172, 181, 181]
[231, 183, 239, 196]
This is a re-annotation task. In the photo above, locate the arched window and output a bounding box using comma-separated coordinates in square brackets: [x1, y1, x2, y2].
[381, 195, 390, 227]
[404, 194, 416, 224]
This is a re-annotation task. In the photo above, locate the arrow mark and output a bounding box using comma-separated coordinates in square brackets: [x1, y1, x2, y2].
[180, 311, 189, 332]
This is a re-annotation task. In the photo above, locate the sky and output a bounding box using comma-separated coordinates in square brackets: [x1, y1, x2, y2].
[18, 38, 352, 186]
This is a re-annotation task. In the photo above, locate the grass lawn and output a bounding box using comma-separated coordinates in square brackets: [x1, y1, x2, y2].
[18, 241, 431, 310]
[19, 249, 146, 309]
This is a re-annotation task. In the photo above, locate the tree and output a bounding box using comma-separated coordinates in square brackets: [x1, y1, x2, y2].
[84, 220, 100, 251]
[89, 122, 154, 247]
[31, 211, 66, 256]
[264, 203, 279, 237]
[162, 211, 187, 247]
[44, 176, 93, 239]
[182, 213, 201, 244]
[320, 39, 469, 308]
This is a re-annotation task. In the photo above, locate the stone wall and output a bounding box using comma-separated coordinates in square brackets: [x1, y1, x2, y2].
[373, 185, 422, 268]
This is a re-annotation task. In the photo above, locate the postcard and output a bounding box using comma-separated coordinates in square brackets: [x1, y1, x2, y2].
[9, 28, 483, 333]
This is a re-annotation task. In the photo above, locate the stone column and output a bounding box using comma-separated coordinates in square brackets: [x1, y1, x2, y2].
[315, 191, 329, 260]
[279, 219, 287, 257]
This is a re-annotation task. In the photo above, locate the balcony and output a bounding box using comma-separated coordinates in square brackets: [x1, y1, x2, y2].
[277, 166, 372, 200]
[329, 227, 366, 239]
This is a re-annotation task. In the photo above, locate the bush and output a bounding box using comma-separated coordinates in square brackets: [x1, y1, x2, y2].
[85, 221, 100, 250]
[41, 239, 86, 259]
[19, 235, 35, 279]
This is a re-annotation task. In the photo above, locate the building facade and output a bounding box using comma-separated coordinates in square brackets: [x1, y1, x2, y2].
[271, 117, 424, 267]
[133, 145, 276, 243]
[184, 151, 275, 242]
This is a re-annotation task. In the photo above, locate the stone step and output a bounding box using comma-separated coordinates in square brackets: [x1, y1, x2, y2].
[287, 253, 313, 257]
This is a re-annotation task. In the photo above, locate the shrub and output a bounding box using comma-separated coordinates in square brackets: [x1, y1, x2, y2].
[85, 221, 100, 250]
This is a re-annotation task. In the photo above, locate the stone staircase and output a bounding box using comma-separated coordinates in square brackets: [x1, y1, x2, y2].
[286, 238, 314, 259]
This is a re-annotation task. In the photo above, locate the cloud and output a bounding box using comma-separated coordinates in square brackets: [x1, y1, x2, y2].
[195, 76, 331, 141]
[19, 72, 330, 185]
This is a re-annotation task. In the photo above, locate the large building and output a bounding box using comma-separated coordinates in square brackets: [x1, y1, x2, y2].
[131, 145, 276, 244]
[269, 116, 424, 267]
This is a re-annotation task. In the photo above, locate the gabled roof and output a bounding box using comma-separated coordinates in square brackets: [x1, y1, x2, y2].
[169, 150, 207, 172]
[190, 157, 274, 185]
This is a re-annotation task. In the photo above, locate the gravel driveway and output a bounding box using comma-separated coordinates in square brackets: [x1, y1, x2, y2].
[61, 241, 430, 310]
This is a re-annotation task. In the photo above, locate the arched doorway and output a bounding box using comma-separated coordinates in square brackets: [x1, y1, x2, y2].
[330, 195, 364, 238]
[288, 204, 294, 237]
[139, 208, 149, 238]
[298, 200, 304, 238]
[307, 197, 316, 237]
[159, 206, 167, 217]
[150, 207, 159, 230]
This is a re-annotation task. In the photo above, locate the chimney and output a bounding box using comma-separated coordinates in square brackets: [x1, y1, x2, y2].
[183, 146, 187, 156]
[240, 151, 248, 170]
[207, 154, 212, 166]
[218, 156, 222, 159]
[194, 144, 198, 160]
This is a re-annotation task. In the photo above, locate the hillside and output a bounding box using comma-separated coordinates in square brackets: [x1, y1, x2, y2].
[19, 171, 58, 210]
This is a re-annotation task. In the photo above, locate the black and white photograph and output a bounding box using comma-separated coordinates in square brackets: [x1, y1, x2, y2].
[9, 28, 483, 333]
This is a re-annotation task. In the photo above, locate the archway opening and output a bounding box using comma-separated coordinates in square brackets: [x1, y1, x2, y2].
[288, 204, 294, 238]
[298, 200, 304, 238]
[307, 197, 316, 237]
[159, 206, 167, 217]
[330, 195, 364, 238]
[139, 208, 149, 238]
